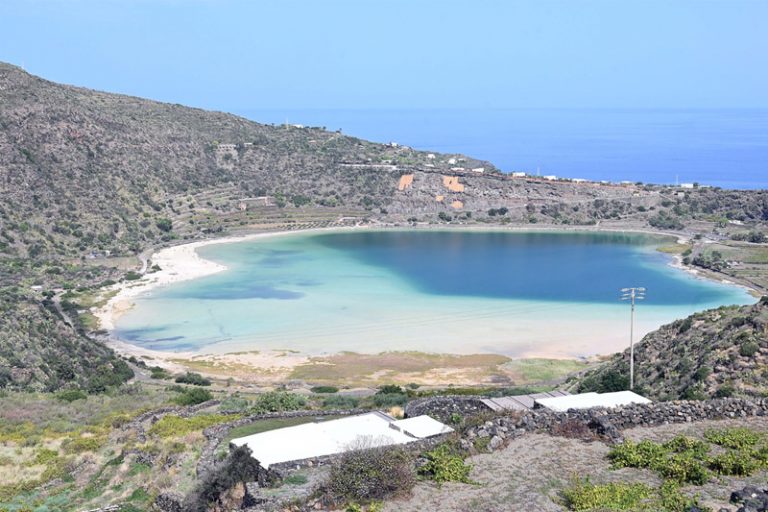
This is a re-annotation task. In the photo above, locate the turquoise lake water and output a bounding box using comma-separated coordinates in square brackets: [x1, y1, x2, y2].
[115, 230, 755, 358]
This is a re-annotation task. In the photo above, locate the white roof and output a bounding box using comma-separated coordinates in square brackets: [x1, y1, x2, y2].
[230, 412, 450, 468]
[391, 415, 454, 439]
[535, 391, 651, 412]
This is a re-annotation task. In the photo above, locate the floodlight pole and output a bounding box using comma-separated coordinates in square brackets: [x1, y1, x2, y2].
[621, 287, 646, 390]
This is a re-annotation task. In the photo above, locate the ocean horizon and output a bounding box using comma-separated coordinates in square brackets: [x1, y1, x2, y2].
[236, 108, 768, 190]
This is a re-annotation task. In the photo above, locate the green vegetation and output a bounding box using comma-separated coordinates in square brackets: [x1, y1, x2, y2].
[418, 444, 475, 485]
[311, 385, 340, 394]
[562, 478, 707, 512]
[251, 391, 306, 413]
[148, 413, 234, 438]
[172, 387, 213, 405]
[174, 372, 212, 386]
[563, 479, 652, 511]
[608, 428, 768, 486]
[322, 444, 415, 506]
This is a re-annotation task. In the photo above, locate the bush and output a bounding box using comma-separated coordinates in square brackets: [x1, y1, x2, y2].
[562, 478, 651, 511]
[323, 395, 360, 409]
[708, 450, 760, 476]
[372, 393, 407, 408]
[219, 394, 250, 413]
[185, 445, 263, 512]
[173, 387, 213, 406]
[704, 427, 762, 450]
[251, 391, 306, 413]
[322, 442, 415, 505]
[149, 414, 232, 438]
[739, 341, 759, 357]
[56, 389, 87, 402]
[418, 444, 474, 485]
[175, 372, 211, 386]
[376, 385, 404, 395]
[311, 386, 339, 394]
[149, 366, 172, 380]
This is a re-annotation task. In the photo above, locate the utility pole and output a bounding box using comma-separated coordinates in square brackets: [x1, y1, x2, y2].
[620, 287, 645, 390]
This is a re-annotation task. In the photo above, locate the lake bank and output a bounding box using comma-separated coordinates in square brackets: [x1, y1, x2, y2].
[93, 225, 757, 381]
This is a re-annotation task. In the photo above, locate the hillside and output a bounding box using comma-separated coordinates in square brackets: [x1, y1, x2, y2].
[1, 62, 767, 392]
[576, 297, 768, 400]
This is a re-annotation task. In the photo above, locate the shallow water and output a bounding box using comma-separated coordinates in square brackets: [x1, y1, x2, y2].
[115, 230, 755, 357]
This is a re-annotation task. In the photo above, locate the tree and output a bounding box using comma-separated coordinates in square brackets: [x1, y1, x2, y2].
[155, 218, 173, 232]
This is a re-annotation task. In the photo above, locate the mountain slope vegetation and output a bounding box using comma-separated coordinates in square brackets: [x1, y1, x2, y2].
[576, 297, 768, 401]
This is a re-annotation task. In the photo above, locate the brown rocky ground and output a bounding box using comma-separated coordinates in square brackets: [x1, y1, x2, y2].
[382, 417, 768, 512]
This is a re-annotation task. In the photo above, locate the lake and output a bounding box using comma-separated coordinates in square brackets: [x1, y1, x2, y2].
[114, 230, 754, 358]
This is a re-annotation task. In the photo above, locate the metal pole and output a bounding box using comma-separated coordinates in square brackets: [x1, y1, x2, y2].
[629, 290, 635, 390]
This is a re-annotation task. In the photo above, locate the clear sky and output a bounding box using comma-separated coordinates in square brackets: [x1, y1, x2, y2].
[1, 0, 767, 110]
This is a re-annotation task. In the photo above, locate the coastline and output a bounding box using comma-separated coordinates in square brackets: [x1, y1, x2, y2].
[93, 224, 759, 375]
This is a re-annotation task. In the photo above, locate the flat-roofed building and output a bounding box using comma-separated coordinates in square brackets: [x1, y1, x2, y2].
[230, 412, 452, 468]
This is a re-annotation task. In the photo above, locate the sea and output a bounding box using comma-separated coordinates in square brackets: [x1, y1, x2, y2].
[237, 108, 768, 190]
[115, 230, 755, 358]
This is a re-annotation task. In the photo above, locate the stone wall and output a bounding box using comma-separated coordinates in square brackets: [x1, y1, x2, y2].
[404, 396, 493, 422]
[459, 397, 768, 454]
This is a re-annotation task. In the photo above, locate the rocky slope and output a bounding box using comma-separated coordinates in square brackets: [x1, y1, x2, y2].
[576, 297, 768, 400]
[1, 61, 767, 392]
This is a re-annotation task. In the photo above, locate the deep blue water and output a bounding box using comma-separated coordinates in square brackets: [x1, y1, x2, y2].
[313, 231, 741, 305]
[238, 108, 768, 189]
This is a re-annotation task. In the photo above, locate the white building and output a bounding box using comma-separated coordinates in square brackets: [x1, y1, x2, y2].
[534, 391, 651, 412]
[231, 412, 453, 468]
[470, 167, 485, 173]
[447, 158, 457, 165]
[680, 183, 695, 189]
[543, 175, 557, 181]
[511, 172, 526, 178]
[426, 153, 436, 160]
[572, 178, 587, 183]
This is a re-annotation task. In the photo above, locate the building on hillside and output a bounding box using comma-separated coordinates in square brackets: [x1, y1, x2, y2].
[680, 183, 695, 189]
[543, 175, 557, 181]
[470, 167, 485, 173]
[511, 172, 526, 177]
[230, 412, 453, 469]
[572, 178, 587, 183]
[534, 391, 651, 412]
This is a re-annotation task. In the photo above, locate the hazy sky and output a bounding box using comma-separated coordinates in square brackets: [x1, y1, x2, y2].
[1, 0, 767, 110]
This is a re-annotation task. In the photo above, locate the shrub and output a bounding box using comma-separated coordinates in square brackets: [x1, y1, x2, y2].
[708, 450, 760, 476]
[149, 414, 232, 438]
[658, 453, 710, 485]
[311, 386, 339, 394]
[704, 427, 762, 450]
[322, 442, 415, 505]
[608, 440, 667, 470]
[562, 478, 651, 511]
[56, 389, 87, 402]
[714, 383, 735, 398]
[175, 372, 211, 386]
[372, 393, 407, 408]
[323, 395, 360, 409]
[418, 444, 474, 485]
[739, 341, 759, 357]
[251, 391, 306, 413]
[185, 445, 263, 512]
[376, 384, 404, 395]
[149, 366, 172, 380]
[173, 387, 213, 406]
[219, 394, 250, 413]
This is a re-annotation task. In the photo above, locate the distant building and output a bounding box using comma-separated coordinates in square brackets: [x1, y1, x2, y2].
[572, 178, 587, 183]
[447, 157, 457, 165]
[217, 143, 236, 151]
[680, 183, 695, 189]
[450, 167, 466, 172]
[543, 175, 557, 181]
[511, 172, 526, 177]
[470, 167, 485, 173]
[426, 153, 436, 160]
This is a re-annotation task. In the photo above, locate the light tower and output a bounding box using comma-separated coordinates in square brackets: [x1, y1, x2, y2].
[620, 287, 646, 390]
